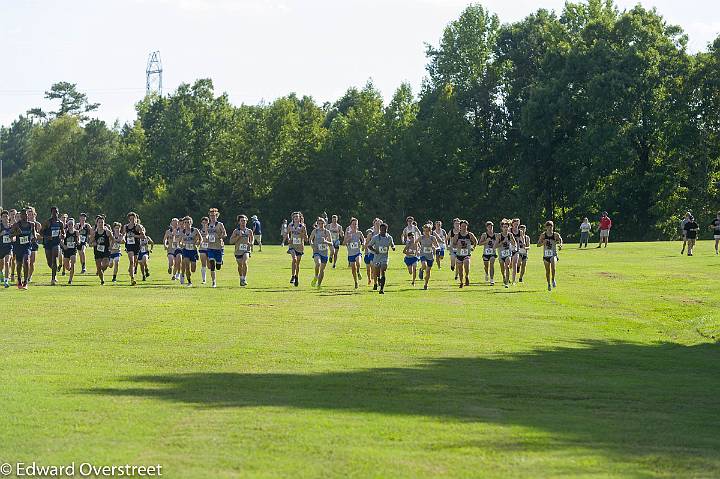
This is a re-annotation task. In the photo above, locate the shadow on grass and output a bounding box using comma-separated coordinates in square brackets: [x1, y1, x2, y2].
[85, 341, 720, 470]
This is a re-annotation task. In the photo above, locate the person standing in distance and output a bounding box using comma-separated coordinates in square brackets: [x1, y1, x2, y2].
[251, 215, 262, 252]
[597, 212, 612, 248]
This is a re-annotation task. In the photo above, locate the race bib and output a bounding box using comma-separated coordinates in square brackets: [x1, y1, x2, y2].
[292, 237, 301, 245]
[208, 234, 216, 243]
[80, 235, 87, 243]
[172, 242, 178, 249]
[96, 245, 106, 252]
[318, 244, 327, 251]
[126, 237, 135, 245]
[459, 248, 469, 256]
[238, 243, 248, 251]
[67, 240, 75, 248]
[500, 249, 512, 259]
[544, 249, 555, 258]
[378, 246, 389, 254]
[20, 236, 29, 245]
[140, 246, 147, 253]
[519, 247, 527, 255]
[2, 235, 9, 244]
[349, 242, 359, 249]
[51, 229, 59, 237]
[484, 247, 494, 256]
[423, 247, 433, 254]
[201, 242, 209, 249]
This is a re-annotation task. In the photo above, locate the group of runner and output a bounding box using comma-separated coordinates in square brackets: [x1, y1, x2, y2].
[679, 211, 720, 256]
[284, 214, 563, 293]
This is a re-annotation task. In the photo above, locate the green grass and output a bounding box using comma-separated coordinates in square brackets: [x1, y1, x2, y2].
[1, 241, 719, 478]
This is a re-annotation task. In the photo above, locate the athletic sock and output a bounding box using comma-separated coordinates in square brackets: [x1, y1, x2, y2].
[201, 266, 207, 282]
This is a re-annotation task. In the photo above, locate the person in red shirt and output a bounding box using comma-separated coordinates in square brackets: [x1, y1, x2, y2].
[597, 212, 612, 248]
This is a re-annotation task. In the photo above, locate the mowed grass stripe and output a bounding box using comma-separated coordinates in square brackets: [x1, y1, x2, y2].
[1, 242, 719, 478]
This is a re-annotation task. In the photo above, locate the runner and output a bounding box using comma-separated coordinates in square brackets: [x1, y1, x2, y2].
[206, 208, 227, 288]
[478, 221, 498, 285]
[162, 218, 183, 281]
[10, 208, 36, 289]
[61, 217, 80, 284]
[509, 218, 522, 284]
[419, 223, 440, 290]
[40, 206, 64, 285]
[497, 220, 518, 288]
[363, 218, 382, 285]
[680, 212, 691, 255]
[251, 215, 262, 252]
[286, 212, 308, 287]
[433, 220, 447, 269]
[73, 212, 91, 274]
[683, 215, 699, 256]
[401, 216, 421, 244]
[327, 215, 344, 269]
[8, 208, 17, 284]
[138, 234, 154, 281]
[517, 224, 531, 283]
[537, 220, 563, 291]
[180, 216, 201, 286]
[90, 215, 113, 285]
[447, 218, 461, 279]
[280, 219, 288, 246]
[1, 210, 13, 288]
[198, 216, 210, 284]
[26, 206, 41, 283]
[59, 212, 68, 276]
[710, 212, 720, 255]
[452, 220, 478, 288]
[597, 212, 612, 248]
[122, 212, 145, 286]
[343, 217, 365, 289]
[229, 214, 254, 286]
[309, 217, 333, 289]
[402, 231, 420, 286]
[110, 222, 123, 282]
[367, 223, 395, 294]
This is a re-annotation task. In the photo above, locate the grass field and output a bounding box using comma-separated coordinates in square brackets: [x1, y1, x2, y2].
[1, 241, 719, 478]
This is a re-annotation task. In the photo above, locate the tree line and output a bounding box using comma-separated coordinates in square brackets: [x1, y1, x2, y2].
[1, 0, 719, 242]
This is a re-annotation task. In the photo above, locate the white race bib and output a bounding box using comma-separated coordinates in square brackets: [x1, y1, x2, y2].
[201, 242, 209, 249]
[544, 249, 555, 258]
[292, 237, 301, 245]
[2, 235, 10, 244]
[349, 242, 359, 249]
[459, 248, 469, 256]
[20, 236, 29, 245]
[238, 243, 248, 251]
[423, 247, 433, 254]
[140, 246, 148, 253]
[500, 249, 512, 259]
[67, 240, 75, 249]
[519, 247, 527, 255]
[51, 229, 59, 237]
[80, 235, 87, 243]
[208, 234, 216, 243]
[484, 247, 494, 256]
[318, 244, 327, 251]
[126, 237, 135, 245]
[378, 246, 389, 254]
[96, 245, 106, 252]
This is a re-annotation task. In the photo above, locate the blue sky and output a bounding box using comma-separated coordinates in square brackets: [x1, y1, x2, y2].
[1, 0, 718, 127]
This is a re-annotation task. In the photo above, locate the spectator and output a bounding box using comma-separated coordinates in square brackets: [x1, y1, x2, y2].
[579, 217, 592, 248]
[280, 219, 288, 246]
[597, 212, 612, 248]
[683, 215, 699, 256]
[251, 215, 262, 252]
[680, 211, 691, 255]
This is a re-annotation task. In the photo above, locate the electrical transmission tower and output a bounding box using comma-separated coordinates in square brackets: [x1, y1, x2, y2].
[146, 51, 163, 96]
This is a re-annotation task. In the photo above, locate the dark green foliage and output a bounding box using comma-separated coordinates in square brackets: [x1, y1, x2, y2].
[1, 2, 718, 241]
